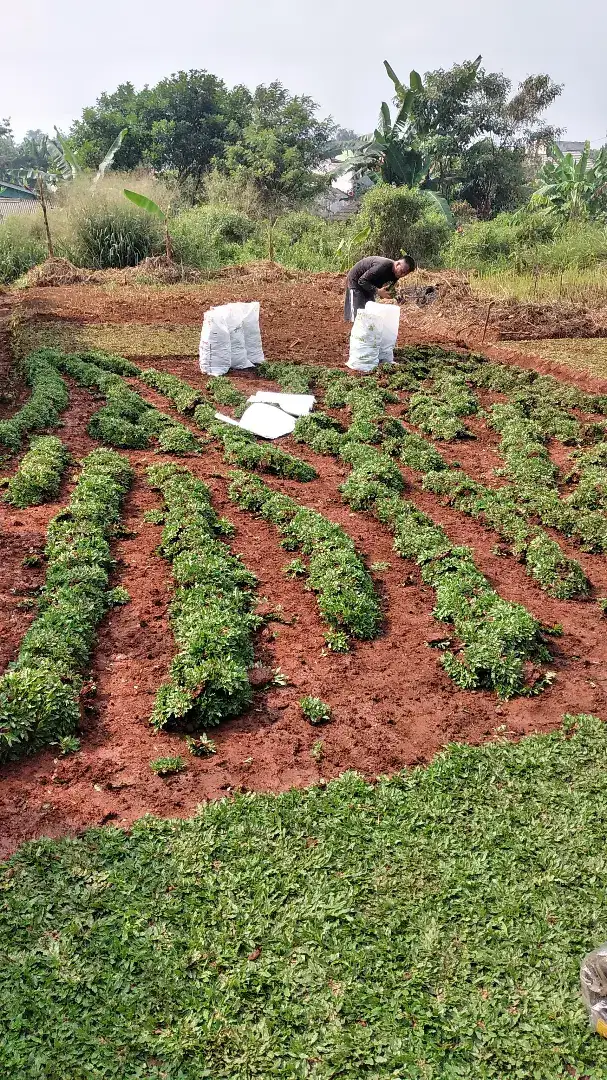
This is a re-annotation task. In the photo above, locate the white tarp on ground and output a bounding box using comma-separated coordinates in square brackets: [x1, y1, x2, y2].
[237, 402, 297, 438]
[246, 391, 316, 417]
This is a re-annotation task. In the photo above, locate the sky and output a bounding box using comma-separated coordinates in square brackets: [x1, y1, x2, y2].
[2, 0, 606, 145]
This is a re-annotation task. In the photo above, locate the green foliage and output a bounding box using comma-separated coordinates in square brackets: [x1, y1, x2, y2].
[170, 206, 256, 269]
[228, 471, 382, 640]
[150, 755, 186, 776]
[147, 463, 259, 731]
[408, 373, 478, 440]
[57, 735, 81, 754]
[71, 198, 162, 268]
[205, 378, 248, 410]
[293, 413, 345, 456]
[535, 142, 607, 220]
[447, 211, 607, 272]
[4, 436, 69, 507]
[155, 425, 199, 454]
[0, 349, 69, 453]
[299, 696, 331, 724]
[6, 718, 607, 1077]
[0, 449, 133, 761]
[323, 629, 350, 653]
[139, 368, 203, 412]
[215, 425, 317, 481]
[185, 733, 217, 756]
[355, 184, 451, 264]
[0, 215, 46, 284]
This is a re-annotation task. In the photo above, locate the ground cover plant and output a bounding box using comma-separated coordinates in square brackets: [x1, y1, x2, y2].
[2, 435, 69, 507]
[228, 470, 382, 640]
[0, 449, 133, 760]
[3, 714, 607, 1079]
[147, 463, 260, 731]
[0, 349, 69, 453]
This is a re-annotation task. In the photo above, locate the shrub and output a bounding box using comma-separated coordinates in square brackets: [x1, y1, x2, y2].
[72, 201, 161, 269]
[0, 215, 47, 284]
[0, 449, 133, 761]
[355, 185, 451, 265]
[171, 206, 255, 270]
[4, 435, 69, 507]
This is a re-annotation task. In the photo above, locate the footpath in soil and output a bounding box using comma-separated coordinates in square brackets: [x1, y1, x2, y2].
[1, 281, 607, 855]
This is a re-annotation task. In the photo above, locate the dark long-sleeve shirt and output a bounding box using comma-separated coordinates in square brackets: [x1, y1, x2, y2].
[346, 256, 396, 297]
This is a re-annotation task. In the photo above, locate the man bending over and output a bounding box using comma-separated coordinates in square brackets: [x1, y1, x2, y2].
[344, 255, 415, 322]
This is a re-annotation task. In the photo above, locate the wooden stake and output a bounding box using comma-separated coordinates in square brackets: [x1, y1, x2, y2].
[480, 301, 495, 346]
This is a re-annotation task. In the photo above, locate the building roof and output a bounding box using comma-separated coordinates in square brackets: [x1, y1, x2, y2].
[0, 181, 38, 199]
[556, 141, 587, 153]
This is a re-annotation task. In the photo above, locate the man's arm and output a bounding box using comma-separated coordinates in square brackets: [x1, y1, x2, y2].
[356, 267, 380, 297]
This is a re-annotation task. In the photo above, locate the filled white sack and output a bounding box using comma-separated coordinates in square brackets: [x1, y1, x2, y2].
[240, 301, 265, 366]
[366, 301, 401, 364]
[346, 308, 383, 373]
[238, 402, 296, 439]
[246, 391, 315, 417]
[199, 307, 231, 376]
[224, 303, 254, 370]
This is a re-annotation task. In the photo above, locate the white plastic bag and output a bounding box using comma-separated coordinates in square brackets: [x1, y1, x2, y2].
[239, 402, 296, 439]
[199, 307, 231, 376]
[366, 301, 401, 364]
[240, 302, 265, 366]
[225, 304, 254, 370]
[346, 309, 383, 373]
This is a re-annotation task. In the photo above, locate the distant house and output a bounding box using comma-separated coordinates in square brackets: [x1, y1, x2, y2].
[531, 140, 595, 168]
[0, 181, 39, 222]
[314, 159, 374, 219]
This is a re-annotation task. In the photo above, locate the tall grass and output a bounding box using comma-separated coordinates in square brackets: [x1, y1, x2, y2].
[472, 267, 607, 306]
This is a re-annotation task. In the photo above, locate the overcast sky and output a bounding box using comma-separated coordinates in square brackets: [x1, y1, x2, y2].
[3, 0, 606, 145]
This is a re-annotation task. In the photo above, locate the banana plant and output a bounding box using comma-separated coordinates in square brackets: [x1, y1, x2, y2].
[123, 189, 173, 260]
[534, 142, 607, 219]
[48, 128, 127, 186]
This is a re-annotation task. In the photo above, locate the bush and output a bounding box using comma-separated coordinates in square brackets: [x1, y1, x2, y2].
[0, 215, 47, 284]
[446, 211, 607, 272]
[355, 185, 452, 265]
[171, 206, 255, 269]
[72, 201, 161, 268]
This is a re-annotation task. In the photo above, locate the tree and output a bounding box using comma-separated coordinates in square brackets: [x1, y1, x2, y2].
[408, 62, 562, 217]
[220, 82, 334, 211]
[534, 142, 607, 219]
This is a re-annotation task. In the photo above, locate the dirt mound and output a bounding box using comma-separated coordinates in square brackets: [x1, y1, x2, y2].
[22, 257, 93, 288]
[396, 272, 607, 342]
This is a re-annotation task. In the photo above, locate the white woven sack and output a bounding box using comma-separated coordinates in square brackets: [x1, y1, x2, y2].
[240, 301, 265, 365]
[366, 301, 400, 364]
[346, 309, 382, 373]
[224, 304, 254, 370]
[199, 307, 231, 376]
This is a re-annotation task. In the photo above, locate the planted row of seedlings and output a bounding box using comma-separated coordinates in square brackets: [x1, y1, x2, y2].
[0, 449, 133, 760]
[0, 349, 69, 453]
[146, 463, 261, 731]
[290, 383, 552, 697]
[228, 470, 382, 648]
[138, 367, 317, 481]
[2, 435, 69, 508]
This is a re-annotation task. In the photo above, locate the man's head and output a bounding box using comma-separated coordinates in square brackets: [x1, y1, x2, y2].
[394, 255, 416, 279]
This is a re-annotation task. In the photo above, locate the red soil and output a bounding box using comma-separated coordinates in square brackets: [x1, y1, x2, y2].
[1, 280, 607, 857]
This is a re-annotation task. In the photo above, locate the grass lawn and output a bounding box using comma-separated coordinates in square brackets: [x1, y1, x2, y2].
[2, 715, 607, 1079]
[12, 321, 201, 360]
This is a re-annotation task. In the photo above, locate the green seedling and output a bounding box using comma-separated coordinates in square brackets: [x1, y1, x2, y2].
[300, 697, 331, 725]
[150, 755, 186, 776]
[186, 734, 217, 756]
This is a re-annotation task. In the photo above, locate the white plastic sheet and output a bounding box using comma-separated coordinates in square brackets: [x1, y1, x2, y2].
[346, 309, 383, 373]
[246, 391, 315, 417]
[238, 402, 296, 439]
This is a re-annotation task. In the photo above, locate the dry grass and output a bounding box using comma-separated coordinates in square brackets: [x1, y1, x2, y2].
[12, 320, 200, 360]
[508, 338, 607, 379]
[472, 268, 607, 307]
